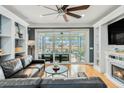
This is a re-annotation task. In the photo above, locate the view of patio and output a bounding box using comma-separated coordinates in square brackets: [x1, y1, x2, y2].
[36, 31, 88, 63]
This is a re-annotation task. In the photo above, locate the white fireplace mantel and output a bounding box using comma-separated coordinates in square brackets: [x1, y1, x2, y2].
[111, 62, 124, 69]
[105, 52, 124, 87]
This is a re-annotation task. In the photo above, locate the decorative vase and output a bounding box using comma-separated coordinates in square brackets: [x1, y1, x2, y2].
[53, 67, 60, 72]
[18, 33, 23, 38]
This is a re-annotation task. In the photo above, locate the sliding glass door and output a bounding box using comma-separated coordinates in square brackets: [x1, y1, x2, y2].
[36, 30, 89, 63]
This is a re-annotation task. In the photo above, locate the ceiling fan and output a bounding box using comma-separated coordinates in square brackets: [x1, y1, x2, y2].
[41, 5, 90, 22]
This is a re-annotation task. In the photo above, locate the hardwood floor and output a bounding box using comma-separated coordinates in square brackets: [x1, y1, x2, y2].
[43, 64, 118, 88]
[84, 64, 118, 88]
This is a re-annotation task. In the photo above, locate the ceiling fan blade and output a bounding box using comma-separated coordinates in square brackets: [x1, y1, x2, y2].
[67, 5, 90, 11]
[42, 12, 58, 16]
[63, 14, 68, 22]
[66, 12, 81, 18]
[42, 6, 58, 12]
[56, 5, 59, 11]
[61, 5, 69, 10]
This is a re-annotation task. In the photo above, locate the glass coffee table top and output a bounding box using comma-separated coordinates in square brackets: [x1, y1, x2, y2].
[45, 65, 68, 75]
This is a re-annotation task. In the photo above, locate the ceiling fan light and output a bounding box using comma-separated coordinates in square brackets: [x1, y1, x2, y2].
[40, 15, 43, 17]
[81, 14, 85, 17]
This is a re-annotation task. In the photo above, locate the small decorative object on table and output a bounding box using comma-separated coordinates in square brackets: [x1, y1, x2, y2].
[53, 62, 60, 72]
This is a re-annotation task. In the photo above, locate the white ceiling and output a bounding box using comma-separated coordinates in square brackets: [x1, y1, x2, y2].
[3, 5, 120, 26]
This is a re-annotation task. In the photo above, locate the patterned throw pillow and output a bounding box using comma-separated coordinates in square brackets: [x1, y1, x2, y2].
[1, 59, 23, 78]
[20, 55, 32, 68]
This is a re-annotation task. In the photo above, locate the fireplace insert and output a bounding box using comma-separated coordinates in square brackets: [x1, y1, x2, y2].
[112, 65, 124, 83]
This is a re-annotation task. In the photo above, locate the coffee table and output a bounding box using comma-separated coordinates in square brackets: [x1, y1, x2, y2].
[45, 65, 68, 77]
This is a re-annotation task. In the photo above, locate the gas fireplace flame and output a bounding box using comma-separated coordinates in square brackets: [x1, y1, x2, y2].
[114, 71, 123, 78]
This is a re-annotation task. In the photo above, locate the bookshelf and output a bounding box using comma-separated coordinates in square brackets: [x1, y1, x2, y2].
[0, 15, 12, 61]
[15, 22, 27, 57]
[0, 14, 28, 61]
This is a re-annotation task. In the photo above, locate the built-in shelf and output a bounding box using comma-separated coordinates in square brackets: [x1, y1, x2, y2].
[15, 51, 25, 54]
[0, 53, 11, 56]
[0, 14, 12, 61]
[14, 22, 26, 58]
[15, 38, 25, 40]
[0, 12, 27, 61]
[0, 34, 11, 38]
[0, 6, 28, 62]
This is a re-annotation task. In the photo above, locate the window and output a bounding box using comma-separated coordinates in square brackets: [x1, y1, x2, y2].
[36, 30, 89, 63]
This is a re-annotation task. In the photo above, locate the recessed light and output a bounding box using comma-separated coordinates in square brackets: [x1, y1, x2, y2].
[40, 15, 43, 17]
[81, 14, 85, 17]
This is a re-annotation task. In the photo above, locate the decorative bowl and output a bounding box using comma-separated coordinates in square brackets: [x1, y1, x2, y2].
[53, 67, 60, 72]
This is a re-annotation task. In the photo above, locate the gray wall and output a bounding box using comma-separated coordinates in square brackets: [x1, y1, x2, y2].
[89, 28, 94, 63]
[28, 28, 35, 40]
[28, 28, 35, 59]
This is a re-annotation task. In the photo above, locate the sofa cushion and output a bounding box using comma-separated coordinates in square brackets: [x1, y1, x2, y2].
[1, 58, 23, 78]
[28, 64, 44, 70]
[0, 66, 5, 80]
[0, 78, 41, 88]
[40, 77, 107, 88]
[11, 68, 40, 78]
[20, 55, 33, 68]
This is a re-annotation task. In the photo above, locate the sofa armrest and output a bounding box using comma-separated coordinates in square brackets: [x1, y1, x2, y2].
[0, 78, 42, 88]
[31, 59, 45, 64]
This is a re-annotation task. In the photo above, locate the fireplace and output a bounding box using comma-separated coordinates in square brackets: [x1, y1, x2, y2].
[112, 65, 124, 83]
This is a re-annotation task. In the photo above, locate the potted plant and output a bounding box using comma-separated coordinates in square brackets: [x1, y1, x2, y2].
[53, 63, 60, 72]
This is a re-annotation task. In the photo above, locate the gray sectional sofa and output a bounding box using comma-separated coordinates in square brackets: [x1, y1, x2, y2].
[0, 55, 45, 88]
[41, 77, 107, 88]
[0, 77, 41, 88]
[0, 55, 107, 88]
